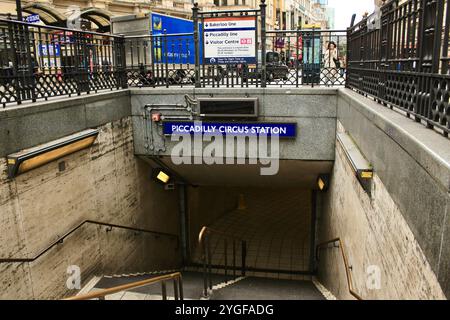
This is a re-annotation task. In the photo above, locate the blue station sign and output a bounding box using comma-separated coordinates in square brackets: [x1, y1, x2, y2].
[163, 121, 297, 138]
[26, 14, 40, 24]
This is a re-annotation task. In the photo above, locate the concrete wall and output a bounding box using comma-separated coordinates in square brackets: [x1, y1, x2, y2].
[0, 90, 131, 157]
[316, 88, 450, 299]
[317, 125, 446, 299]
[130, 87, 337, 161]
[0, 98, 181, 299]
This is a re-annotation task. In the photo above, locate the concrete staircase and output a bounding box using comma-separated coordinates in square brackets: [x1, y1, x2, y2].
[78, 270, 332, 300]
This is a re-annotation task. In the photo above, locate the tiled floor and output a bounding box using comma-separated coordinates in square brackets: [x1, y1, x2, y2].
[192, 188, 312, 278]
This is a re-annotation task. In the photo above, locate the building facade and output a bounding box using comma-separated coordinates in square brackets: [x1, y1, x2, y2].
[0, 0, 333, 32]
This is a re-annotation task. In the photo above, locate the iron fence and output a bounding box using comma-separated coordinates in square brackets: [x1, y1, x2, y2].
[0, 4, 347, 108]
[124, 29, 347, 89]
[346, 0, 450, 136]
[0, 18, 127, 107]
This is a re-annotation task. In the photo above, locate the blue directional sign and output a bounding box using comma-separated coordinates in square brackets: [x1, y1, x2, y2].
[38, 44, 61, 57]
[204, 16, 256, 65]
[26, 14, 40, 24]
[163, 121, 297, 138]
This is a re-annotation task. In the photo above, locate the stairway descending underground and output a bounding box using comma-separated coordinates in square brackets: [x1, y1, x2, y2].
[75, 269, 327, 300]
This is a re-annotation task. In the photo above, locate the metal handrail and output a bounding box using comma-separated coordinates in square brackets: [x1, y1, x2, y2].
[198, 226, 247, 298]
[64, 272, 183, 300]
[316, 238, 363, 300]
[0, 220, 179, 263]
[198, 226, 245, 244]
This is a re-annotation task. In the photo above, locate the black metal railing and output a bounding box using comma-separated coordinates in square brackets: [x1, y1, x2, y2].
[0, 17, 127, 107]
[0, 219, 179, 263]
[123, 29, 347, 89]
[125, 32, 196, 88]
[0, 7, 348, 108]
[198, 226, 247, 298]
[347, 0, 450, 136]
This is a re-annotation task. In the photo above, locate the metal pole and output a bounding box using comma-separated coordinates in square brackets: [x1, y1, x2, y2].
[161, 281, 167, 300]
[173, 278, 179, 300]
[192, 3, 200, 88]
[16, 0, 23, 22]
[224, 238, 228, 281]
[260, 0, 267, 88]
[178, 274, 184, 300]
[202, 236, 208, 297]
[311, 26, 315, 88]
[241, 240, 247, 276]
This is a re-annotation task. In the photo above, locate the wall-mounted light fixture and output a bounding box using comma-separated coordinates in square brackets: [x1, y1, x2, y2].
[7, 129, 99, 179]
[337, 131, 373, 195]
[152, 168, 171, 184]
[317, 174, 330, 191]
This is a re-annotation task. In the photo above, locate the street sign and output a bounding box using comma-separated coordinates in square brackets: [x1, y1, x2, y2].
[204, 16, 256, 64]
[26, 14, 40, 24]
[38, 44, 61, 57]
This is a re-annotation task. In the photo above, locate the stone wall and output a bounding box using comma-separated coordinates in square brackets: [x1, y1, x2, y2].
[317, 121, 446, 299]
[0, 117, 181, 299]
[336, 88, 450, 298]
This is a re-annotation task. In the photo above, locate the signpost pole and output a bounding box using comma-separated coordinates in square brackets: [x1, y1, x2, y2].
[15, 0, 23, 21]
[260, 0, 267, 88]
[192, 3, 201, 88]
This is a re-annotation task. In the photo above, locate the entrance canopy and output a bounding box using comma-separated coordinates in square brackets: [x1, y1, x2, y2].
[22, 5, 112, 32]
[22, 3, 66, 27]
[73, 8, 112, 33]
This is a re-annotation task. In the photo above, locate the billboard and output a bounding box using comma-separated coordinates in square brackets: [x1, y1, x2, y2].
[150, 13, 198, 64]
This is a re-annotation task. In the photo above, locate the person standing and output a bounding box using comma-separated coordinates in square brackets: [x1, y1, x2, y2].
[323, 41, 338, 86]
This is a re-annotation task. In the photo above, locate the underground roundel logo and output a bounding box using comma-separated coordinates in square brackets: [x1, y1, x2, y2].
[209, 58, 216, 64]
[153, 17, 162, 31]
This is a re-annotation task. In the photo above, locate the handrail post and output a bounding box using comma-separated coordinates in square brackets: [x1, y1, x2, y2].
[311, 26, 315, 88]
[161, 281, 167, 300]
[163, 29, 169, 88]
[192, 3, 200, 88]
[207, 235, 212, 290]
[241, 240, 247, 276]
[178, 274, 184, 300]
[260, 0, 267, 88]
[224, 238, 228, 282]
[202, 234, 208, 297]
[233, 239, 236, 278]
[173, 278, 179, 300]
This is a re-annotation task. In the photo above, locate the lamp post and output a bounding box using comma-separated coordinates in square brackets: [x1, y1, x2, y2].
[16, 0, 23, 21]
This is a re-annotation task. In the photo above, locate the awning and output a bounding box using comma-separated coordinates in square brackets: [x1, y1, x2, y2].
[77, 8, 112, 33]
[22, 3, 66, 27]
